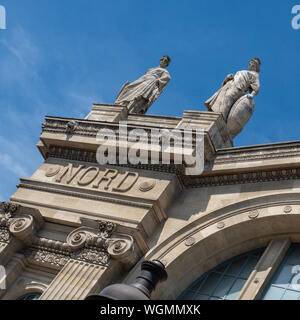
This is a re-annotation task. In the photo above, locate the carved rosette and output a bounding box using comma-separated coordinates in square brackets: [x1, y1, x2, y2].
[97, 221, 116, 238]
[0, 202, 20, 216]
[0, 228, 10, 243]
[0, 202, 20, 225]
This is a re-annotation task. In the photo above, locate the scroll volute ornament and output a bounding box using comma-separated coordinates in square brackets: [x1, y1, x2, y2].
[9, 215, 35, 245]
[107, 237, 136, 266]
[66, 226, 137, 267]
[66, 227, 99, 251]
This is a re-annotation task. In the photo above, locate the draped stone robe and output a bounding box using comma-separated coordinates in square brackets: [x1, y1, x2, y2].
[205, 70, 260, 122]
[115, 67, 171, 114]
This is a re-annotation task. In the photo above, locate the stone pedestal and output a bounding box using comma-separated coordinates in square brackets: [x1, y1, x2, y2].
[85, 103, 128, 122]
[176, 110, 233, 150]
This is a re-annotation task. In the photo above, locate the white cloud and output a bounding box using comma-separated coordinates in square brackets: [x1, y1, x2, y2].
[0, 153, 29, 177]
[1, 26, 41, 70]
[67, 91, 104, 118]
[0, 134, 36, 178]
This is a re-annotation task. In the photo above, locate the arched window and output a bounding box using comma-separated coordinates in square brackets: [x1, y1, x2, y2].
[178, 248, 265, 300]
[16, 292, 41, 300]
[262, 244, 300, 300]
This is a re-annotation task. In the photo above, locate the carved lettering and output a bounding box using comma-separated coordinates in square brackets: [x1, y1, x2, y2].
[77, 167, 100, 186]
[50, 163, 141, 193]
[93, 169, 118, 190]
[55, 164, 85, 183]
[113, 171, 139, 192]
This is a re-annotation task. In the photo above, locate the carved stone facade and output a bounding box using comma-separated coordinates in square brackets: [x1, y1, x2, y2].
[2, 103, 300, 300]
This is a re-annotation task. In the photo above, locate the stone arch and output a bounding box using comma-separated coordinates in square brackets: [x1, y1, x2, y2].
[4, 280, 47, 300]
[126, 192, 300, 299]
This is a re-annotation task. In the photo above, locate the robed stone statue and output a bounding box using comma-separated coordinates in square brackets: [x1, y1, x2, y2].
[115, 56, 171, 114]
[205, 58, 261, 139]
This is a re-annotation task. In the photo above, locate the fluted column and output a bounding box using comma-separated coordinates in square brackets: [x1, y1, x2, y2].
[40, 222, 138, 300]
[39, 260, 112, 300]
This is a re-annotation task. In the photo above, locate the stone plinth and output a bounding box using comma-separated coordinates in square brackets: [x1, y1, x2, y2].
[176, 110, 233, 150]
[85, 103, 128, 122]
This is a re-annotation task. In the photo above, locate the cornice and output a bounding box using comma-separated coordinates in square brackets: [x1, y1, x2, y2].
[184, 167, 300, 188]
[215, 141, 300, 164]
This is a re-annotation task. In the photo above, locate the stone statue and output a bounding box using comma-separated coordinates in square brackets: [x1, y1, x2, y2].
[115, 56, 171, 114]
[205, 58, 261, 139]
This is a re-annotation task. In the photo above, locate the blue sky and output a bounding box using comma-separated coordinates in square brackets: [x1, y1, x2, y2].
[0, 0, 299, 201]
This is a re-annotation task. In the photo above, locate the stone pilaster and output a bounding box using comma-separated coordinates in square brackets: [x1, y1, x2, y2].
[39, 260, 110, 300]
[36, 221, 138, 300]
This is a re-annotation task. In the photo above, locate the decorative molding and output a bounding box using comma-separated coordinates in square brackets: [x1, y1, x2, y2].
[249, 210, 260, 219]
[25, 220, 137, 268]
[66, 120, 78, 134]
[24, 248, 70, 268]
[42, 117, 198, 143]
[185, 237, 195, 247]
[284, 205, 292, 213]
[46, 145, 185, 175]
[0, 227, 10, 243]
[217, 222, 225, 229]
[72, 248, 109, 265]
[45, 166, 61, 177]
[184, 167, 300, 188]
[215, 143, 300, 164]
[139, 180, 156, 192]
[43, 147, 300, 186]
[0, 202, 20, 218]
[17, 179, 153, 209]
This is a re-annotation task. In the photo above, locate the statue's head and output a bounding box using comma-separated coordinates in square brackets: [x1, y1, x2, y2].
[160, 55, 171, 68]
[249, 58, 261, 73]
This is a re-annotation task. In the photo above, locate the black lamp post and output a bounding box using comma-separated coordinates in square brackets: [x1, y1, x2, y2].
[85, 260, 168, 300]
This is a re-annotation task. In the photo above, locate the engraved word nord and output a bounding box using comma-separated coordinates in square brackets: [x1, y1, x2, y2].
[47, 164, 140, 193]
